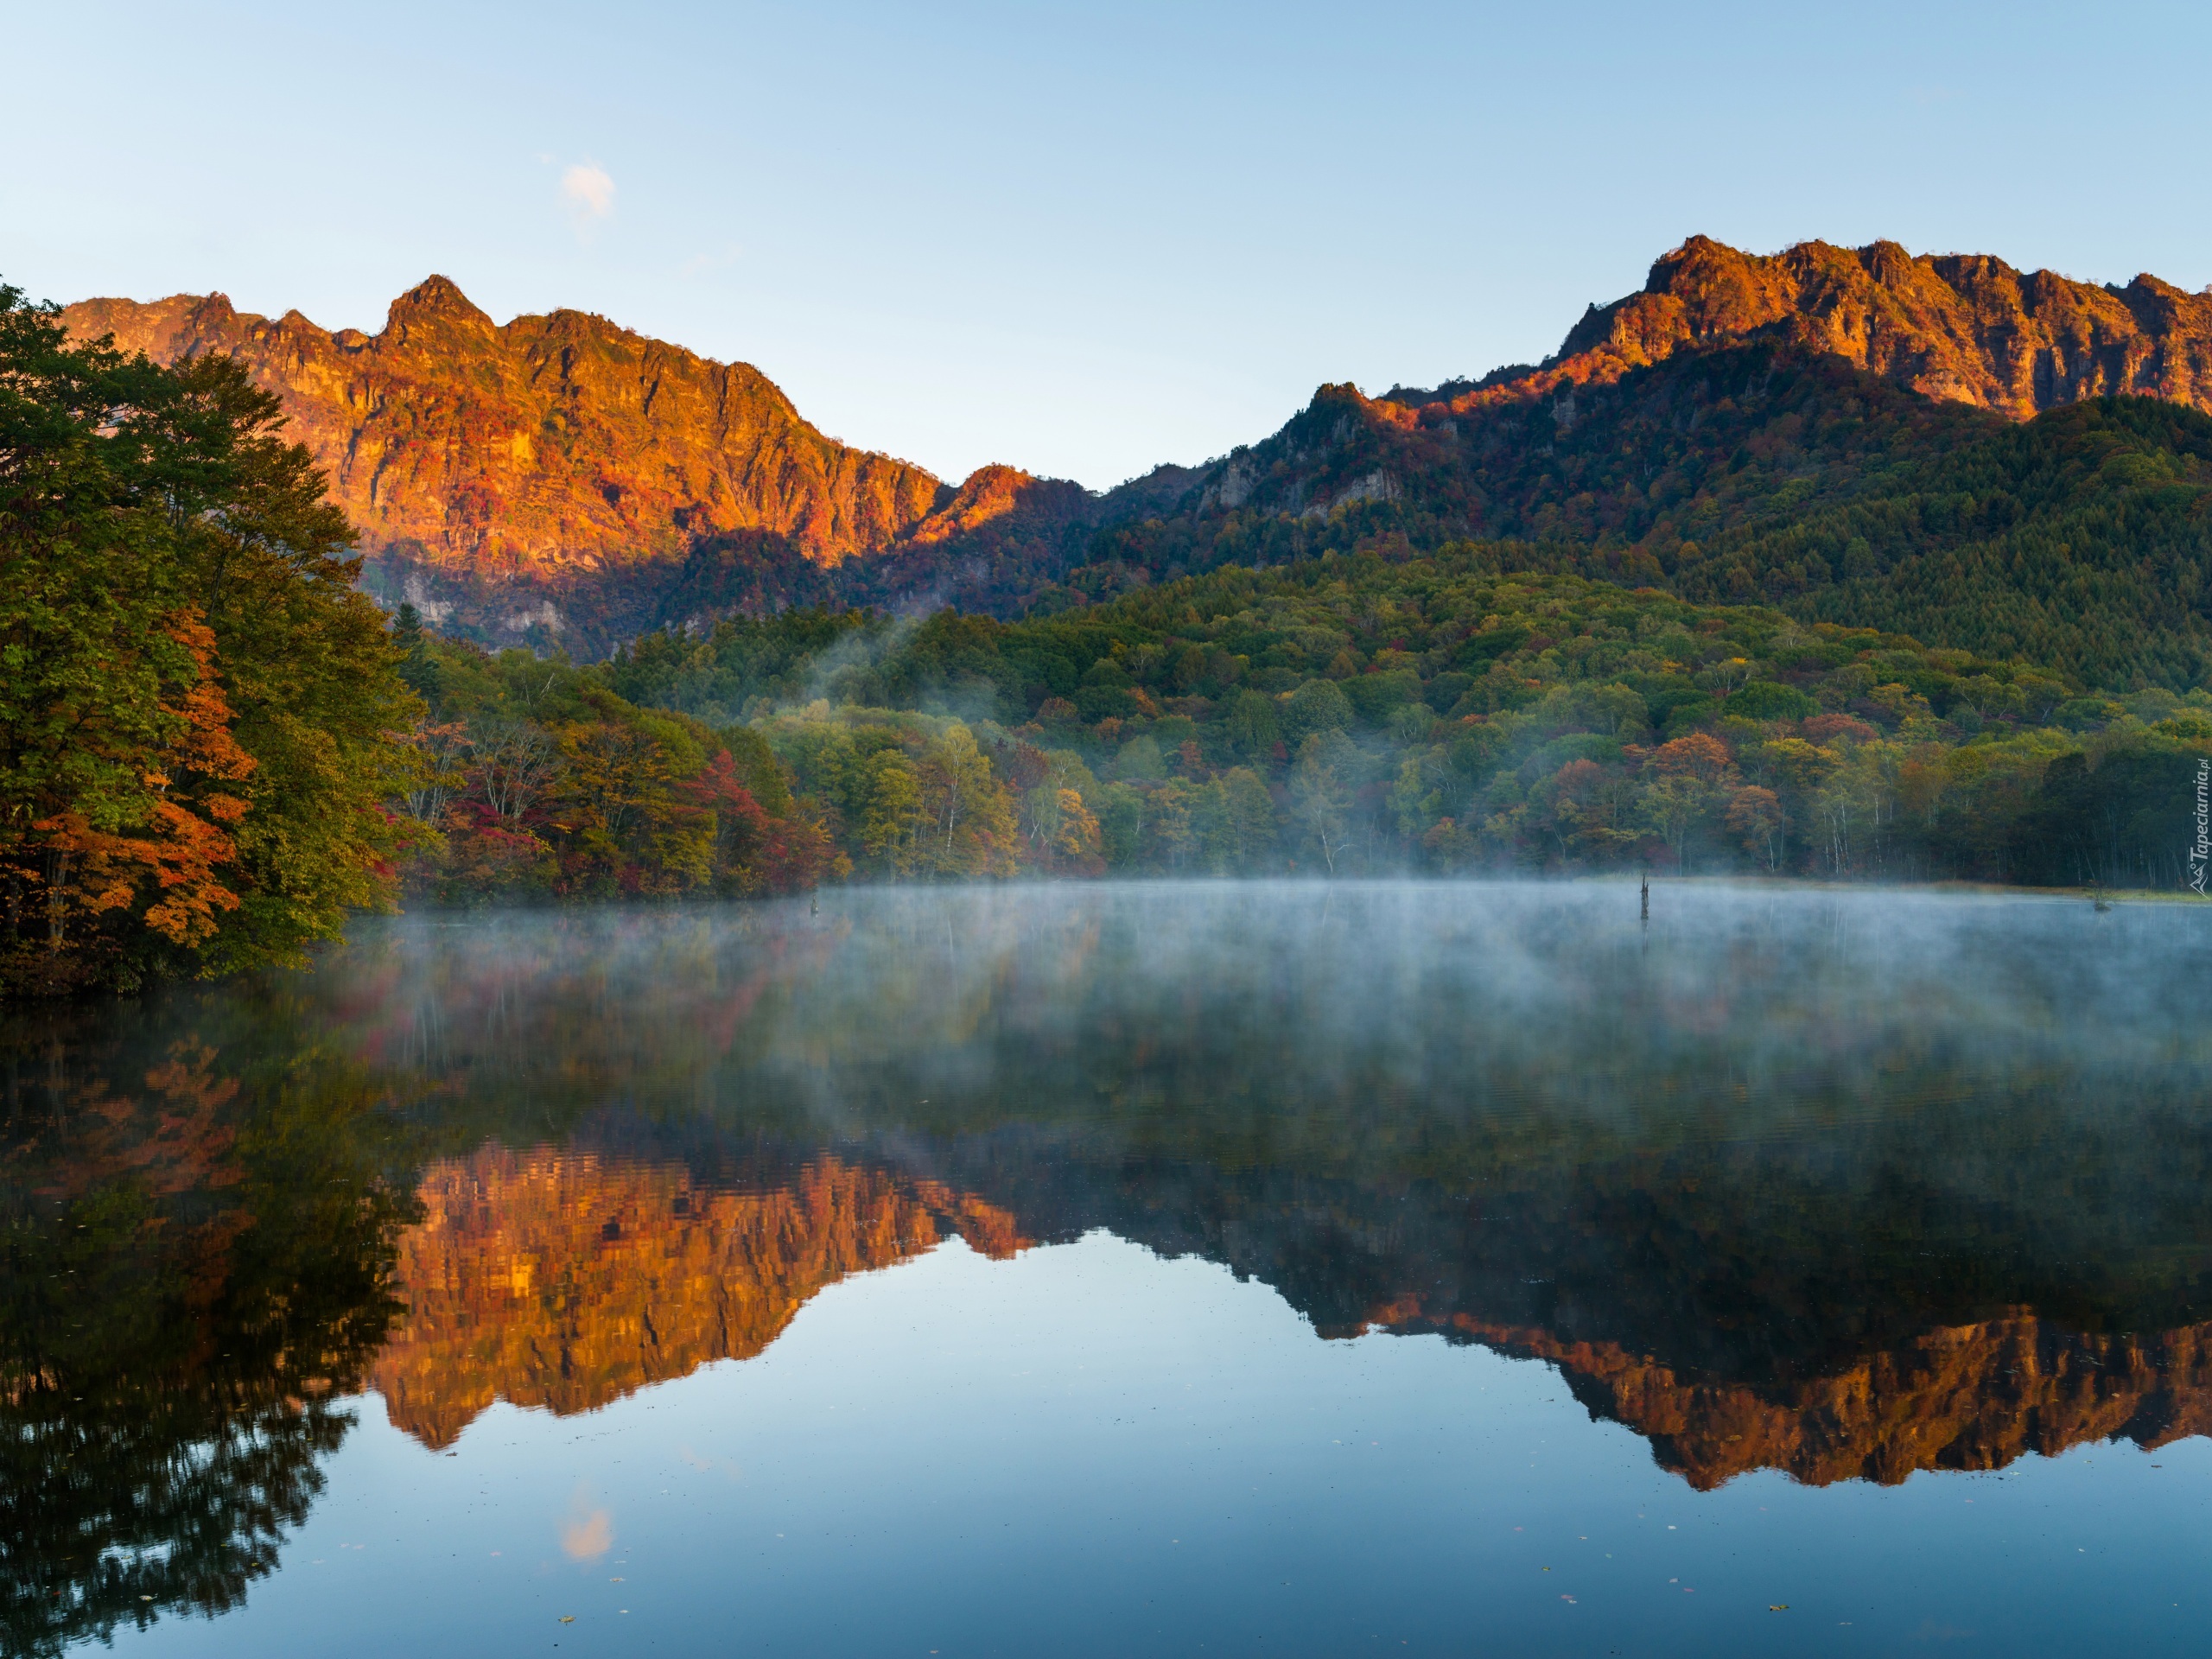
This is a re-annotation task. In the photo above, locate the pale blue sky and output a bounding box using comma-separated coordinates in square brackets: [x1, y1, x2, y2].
[8, 0, 2209, 488]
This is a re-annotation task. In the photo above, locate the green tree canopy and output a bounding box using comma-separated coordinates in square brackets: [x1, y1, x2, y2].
[1, 284, 418, 995]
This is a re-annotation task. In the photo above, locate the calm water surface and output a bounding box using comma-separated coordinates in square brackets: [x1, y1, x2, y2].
[6, 881, 2212, 1657]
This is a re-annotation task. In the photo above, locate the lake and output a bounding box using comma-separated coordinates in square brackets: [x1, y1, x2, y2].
[6, 880, 2211, 1657]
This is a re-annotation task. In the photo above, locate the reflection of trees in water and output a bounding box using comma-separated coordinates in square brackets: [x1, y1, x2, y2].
[5, 1385, 359, 1656]
[0, 997, 417, 1658]
[314, 893, 2212, 1490]
[8, 879, 2212, 1645]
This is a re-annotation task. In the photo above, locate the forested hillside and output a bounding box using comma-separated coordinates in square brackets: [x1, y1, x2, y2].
[385, 606, 842, 905]
[13, 240, 2212, 1001]
[61, 238, 2212, 674]
[1070, 353, 2212, 692]
[396, 550, 2209, 899]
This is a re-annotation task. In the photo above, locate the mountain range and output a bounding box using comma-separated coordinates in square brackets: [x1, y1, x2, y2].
[61, 236, 2212, 660]
[359, 1128, 2212, 1492]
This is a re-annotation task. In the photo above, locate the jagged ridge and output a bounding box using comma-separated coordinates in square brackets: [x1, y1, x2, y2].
[60, 277, 1089, 582]
[60, 237, 2212, 652]
[1396, 235, 2212, 420]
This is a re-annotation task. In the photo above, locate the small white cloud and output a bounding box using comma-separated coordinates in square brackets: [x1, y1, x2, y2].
[561, 162, 615, 219]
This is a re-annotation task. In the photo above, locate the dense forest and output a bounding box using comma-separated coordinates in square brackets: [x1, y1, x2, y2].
[402, 549, 2209, 900]
[381, 346, 2212, 690]
[1055, 349, 2212, 695]
[7, 287, 2209, 998]
[385, 604, 842, 906]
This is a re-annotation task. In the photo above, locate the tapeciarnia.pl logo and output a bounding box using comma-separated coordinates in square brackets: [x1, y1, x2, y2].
[2191, 758, 2209, 894]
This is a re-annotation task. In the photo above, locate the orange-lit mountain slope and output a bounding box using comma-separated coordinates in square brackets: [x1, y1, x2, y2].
[369, 1147, 1026, 1448]
[59, 238, 2212, 642]
[60, 278, 1071, 577]
[1401, 235, 2212, 422]
[1184, 238, 2212, 530]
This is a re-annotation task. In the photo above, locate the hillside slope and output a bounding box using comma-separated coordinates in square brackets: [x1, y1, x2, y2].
[60, 238, 2212, 668]
[882, 240, 2212, 668]
[1082, 345, 2212, 690]
[62, 279, 1088, 575]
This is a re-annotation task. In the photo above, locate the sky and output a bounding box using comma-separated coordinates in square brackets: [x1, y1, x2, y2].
[7, 0, 2210, 490]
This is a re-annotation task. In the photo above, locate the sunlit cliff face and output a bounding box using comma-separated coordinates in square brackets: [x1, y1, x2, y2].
[372, 1147, 1027, 1448]
[57, 279, 952, 575]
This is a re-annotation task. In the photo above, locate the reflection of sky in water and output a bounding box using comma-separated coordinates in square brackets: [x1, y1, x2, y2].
[18, 882, 2212, 1657]
[133, 1235, 2212, 1658]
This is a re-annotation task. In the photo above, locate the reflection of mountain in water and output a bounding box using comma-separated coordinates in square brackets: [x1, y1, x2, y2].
[356, 1110, 2212, 1494]
[374, 1147, 1026, 1447]
[1387, 1309, 2212, 1490]
[896, 1127, 2212, 1491]
[329, 889, 2212, 1491]
[12, 883, 2212, 1653]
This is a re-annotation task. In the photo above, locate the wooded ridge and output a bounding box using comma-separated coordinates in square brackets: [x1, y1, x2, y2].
[12, 237, 2212, 995]
[60, 238, 2212, 665]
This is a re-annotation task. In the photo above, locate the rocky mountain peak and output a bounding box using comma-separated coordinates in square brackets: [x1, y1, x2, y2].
[393, 272, 486, 315]
[62, 277, 946, 589]
[54, 232, 2212, 653]
[382, 274, 498, 344]
[1431, 235, 2212, 427]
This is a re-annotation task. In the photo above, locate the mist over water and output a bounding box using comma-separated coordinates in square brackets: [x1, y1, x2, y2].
[368, 877, 2208, 1098]
[9, 881, 2212, 1657]
[354, 881, 2212, 1234]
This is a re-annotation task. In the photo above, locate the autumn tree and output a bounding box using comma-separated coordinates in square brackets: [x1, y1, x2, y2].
[914, 723, 1018, 879]
[1290, 732, 1355, 874]
[1725, 785, 1785, 870]
[2, 284, 416, 994]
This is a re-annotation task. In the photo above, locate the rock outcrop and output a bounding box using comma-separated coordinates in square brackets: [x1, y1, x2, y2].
[60, 278, 1057, 576]
[1398, 235, 2212, 423]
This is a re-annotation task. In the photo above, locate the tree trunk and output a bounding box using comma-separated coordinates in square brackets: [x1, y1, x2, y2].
[44, 849, 69, 952]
